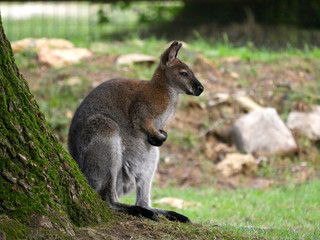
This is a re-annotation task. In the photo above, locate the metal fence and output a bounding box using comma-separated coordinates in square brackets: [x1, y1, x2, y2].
[0, 1, 183, 44]
[1, 2, 92, 43]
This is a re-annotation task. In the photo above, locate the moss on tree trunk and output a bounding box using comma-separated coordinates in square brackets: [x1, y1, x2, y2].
[0, 16, 112, 239]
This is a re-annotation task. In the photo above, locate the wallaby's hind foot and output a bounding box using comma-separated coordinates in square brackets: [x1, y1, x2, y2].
[109, 202, 159, 221]
[125, 206, 191, 223]
[153, 208, 191, 223]
[163, 211, 191, 223]
[109, 199, 190, 223]
[127, 206, 159, 221]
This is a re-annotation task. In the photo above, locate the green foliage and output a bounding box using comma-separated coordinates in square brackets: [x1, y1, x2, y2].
[96, 1, 183, 26]
[97, 6, 109, 25]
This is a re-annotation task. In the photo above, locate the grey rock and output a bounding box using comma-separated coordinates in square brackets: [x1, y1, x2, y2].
[287, 107, 320, 140]
[230, 108, 297, 154]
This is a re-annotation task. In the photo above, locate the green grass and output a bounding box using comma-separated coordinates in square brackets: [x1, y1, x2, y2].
[189, 35, 320, 62]
[120, 180, 320, 239]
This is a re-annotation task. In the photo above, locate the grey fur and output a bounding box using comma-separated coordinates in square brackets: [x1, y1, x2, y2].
[68, 42, 203, 222]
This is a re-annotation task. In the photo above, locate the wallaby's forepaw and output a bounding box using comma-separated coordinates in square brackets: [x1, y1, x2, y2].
[148, 129, 167, 146]
[128, 206, 159, 221]
[164, 211, 191, 223]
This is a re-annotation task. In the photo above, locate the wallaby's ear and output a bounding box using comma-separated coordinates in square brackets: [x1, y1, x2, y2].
[168, 41, 182, 62]
[161, 41, 182, 66]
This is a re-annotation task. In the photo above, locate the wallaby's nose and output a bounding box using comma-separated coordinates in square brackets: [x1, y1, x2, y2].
[198, 85, 204, 93]
[194, 84, 204, 96]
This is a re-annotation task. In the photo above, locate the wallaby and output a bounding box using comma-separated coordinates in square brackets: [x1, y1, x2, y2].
[68, 41, 204, 222]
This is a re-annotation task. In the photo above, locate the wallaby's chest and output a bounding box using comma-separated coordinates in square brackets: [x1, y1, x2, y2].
[153, 93, 178, 129]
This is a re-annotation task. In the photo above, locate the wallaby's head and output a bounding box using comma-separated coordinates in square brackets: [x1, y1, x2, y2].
[159, 41, 204, 96]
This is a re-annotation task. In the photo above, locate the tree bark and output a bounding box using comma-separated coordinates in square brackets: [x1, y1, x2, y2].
[0, 16, 111, 239]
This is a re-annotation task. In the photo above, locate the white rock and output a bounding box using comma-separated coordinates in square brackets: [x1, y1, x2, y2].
[313, 106, 320, 114]
[38, 47, 92, 68]
[216, 153, 257, 177]
[11, 38, 74, 53]
[115, 53, 156, 65]
[12, 38, 91, 67]
[11, 38, 36, 52]
[287, 107, 320, 140]
[35, 38, 74, 50]
[230, 108, 297, 154]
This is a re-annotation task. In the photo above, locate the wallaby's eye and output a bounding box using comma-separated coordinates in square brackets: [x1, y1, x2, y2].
[180, 72, 189, 77]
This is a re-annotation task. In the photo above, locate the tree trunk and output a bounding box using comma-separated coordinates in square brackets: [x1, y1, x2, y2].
[0, 16, 111, 239]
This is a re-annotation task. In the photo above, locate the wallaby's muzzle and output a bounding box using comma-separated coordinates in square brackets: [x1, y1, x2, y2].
[191, 78, 204, 96]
